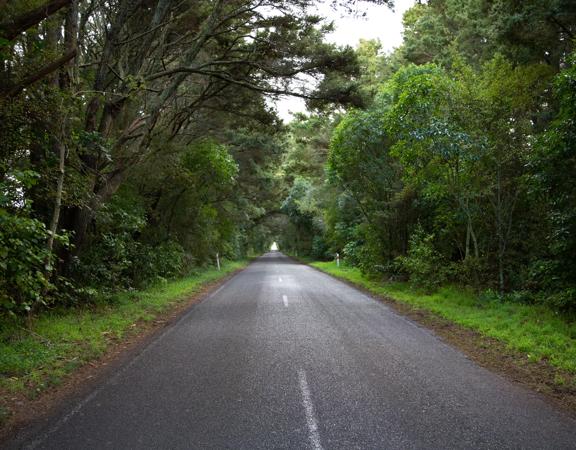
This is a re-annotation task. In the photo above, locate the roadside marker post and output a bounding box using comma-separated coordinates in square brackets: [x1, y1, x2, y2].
[336, 252, 340, 267]
[216, 252, 221, 271]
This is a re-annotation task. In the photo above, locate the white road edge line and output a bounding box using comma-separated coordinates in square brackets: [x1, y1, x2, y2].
[298, 369, 323, 450]
[282, 294, 289, 307]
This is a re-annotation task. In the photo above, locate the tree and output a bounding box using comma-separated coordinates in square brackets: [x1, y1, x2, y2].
[400, 0, 576, 69]
[529, 50, 576, 308]
[329, 104, 407, 270]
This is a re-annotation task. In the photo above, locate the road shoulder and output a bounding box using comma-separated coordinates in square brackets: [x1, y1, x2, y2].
[0, 262, 250, 443]
[299, 258, 576, 418]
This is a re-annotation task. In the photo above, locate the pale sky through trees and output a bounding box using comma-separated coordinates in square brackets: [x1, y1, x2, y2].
[274, 0, 416, 121]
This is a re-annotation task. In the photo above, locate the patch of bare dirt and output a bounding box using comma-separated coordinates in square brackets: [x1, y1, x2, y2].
[0, 268, 245, 442]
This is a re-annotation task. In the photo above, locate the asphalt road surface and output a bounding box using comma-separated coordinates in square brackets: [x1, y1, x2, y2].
[8, 253, 576, 449]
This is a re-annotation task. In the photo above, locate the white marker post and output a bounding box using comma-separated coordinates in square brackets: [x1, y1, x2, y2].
[336, 252, 340, 268]
[216, 252, 221, 271]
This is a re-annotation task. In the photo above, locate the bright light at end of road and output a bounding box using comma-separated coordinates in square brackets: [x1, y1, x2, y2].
[271, 242, 279, 251]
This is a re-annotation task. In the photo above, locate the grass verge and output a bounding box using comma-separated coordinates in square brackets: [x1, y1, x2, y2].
[310, 261, 576, 375]
[0, 260, 248, 422]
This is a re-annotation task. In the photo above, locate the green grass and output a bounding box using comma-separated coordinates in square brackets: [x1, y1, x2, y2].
[0, 260, 248, 401]
[311, 261, 576, 374]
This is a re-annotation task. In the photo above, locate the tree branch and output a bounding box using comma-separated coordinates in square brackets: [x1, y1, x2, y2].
[548, 15, 575, 40]
[192, 69, 324, 101]
[1, 48, 77, 97]
[147, 59, 318, 82]
[0, 0, 72, 41]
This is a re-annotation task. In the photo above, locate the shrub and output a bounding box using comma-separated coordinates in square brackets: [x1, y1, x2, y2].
[541, 288, 576, 313]
[311, 235, 330, 260]
[0, 210, 52, 315]
[452, 256, 487, 290]
[131, 241, 185, 286]
[73, 237, 186, 292]
[0, 171, 61, 315]
[396, 225, 446, 291]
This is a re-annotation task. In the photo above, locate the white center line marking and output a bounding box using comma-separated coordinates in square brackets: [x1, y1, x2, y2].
[298, 369, 323, 450]
[282, 294, 288, 307]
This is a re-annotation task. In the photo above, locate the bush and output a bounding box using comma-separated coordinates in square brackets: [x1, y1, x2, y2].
[73, 237, 186, 292]
[0, 210, 52, 315]
[396, 225, 446, 292]
[131, 241, 185, 286]
[452, 256, 487, 290]
[541, 288, 576, 313]
[311, 235, 330, 260]
[340, 223, 392, 277]
[342, 239, 363, 266]
[70, 191, 186, 292]
[0, 171, 61, 315]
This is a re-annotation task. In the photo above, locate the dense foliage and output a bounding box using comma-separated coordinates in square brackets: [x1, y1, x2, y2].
[2, 0, 576, 316]
[279, 0, 576, 312]
[0, 0, 393, 316]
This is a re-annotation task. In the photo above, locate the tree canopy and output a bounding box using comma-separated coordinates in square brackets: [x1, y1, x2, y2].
[279, 0, 576, 310]
[2, 0, 576, 316]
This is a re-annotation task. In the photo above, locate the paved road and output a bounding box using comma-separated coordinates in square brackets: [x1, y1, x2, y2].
[8, 253, 576, 449]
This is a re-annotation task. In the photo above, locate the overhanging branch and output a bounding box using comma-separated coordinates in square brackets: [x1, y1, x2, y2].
[0, 0, 72, 41]
[1, 48, 77, 97]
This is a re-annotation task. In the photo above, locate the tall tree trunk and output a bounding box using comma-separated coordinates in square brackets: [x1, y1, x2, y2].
[465, 221, 471, 260]
[495, 163, 505, 293]
[46, 0, 77, 269]
[69, 0, 224, 254]
[46, 141, 66, 258]
[467, 213, 479, 259]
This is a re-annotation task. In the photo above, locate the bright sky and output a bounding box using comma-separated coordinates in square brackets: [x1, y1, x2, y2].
[274, 0, 416, 122]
